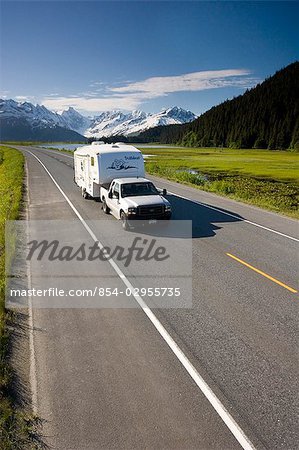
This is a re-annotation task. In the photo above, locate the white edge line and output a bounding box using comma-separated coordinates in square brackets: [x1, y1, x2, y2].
[24, 148, 256, 450]
[164, 189, 299, 243]
[36, 147, 298, 243]
[27, 245, 38, 415]
[25, 159, 38, 415]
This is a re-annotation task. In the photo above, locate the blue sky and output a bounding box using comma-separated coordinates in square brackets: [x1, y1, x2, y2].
[0, 1, 298, 115]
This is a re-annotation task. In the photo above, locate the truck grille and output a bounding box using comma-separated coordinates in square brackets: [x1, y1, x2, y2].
[138, 205, 164, 216]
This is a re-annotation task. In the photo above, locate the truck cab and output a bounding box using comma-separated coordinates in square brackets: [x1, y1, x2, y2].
[100, 177, 172, 229]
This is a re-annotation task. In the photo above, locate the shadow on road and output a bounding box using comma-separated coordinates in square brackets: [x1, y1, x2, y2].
[131, 194, 244, 239]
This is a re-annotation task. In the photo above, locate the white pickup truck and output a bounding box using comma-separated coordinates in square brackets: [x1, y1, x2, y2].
[100, 177, 172, 229]
[74, 142, 172, 229]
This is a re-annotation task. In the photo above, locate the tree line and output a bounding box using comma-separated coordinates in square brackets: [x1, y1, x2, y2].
[136, 62, 299, 150]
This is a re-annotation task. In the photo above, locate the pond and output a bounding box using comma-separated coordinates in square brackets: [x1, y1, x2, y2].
[39, 144, 85, 151]
[176, 168, 209, 182]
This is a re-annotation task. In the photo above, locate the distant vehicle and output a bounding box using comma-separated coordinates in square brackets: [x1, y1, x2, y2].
[74, 142, 171, 229]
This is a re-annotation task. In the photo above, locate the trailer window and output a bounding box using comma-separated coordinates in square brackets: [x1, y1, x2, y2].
[91, 157, 94, 166]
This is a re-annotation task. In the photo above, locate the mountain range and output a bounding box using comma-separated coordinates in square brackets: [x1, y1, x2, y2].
[0, 99, 196, 141]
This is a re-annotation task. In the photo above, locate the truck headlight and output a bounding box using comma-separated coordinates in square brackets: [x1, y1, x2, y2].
[165, 205, 172, 211]
[128, 207, 137, 214]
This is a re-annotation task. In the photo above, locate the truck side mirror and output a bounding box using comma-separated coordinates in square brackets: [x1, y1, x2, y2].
[162, 188, 167, 196]
[108, 191, 112, 199]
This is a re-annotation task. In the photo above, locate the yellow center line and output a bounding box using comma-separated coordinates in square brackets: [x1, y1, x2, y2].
[226, 253, 298, 294]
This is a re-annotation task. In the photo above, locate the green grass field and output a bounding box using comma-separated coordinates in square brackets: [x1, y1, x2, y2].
[141, 147, 299, 217]
[0, 146, 38, 449]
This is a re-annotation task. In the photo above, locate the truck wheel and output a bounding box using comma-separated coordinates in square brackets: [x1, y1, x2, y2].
[102, 199, 110, 214]
[120, 211, 129, 230]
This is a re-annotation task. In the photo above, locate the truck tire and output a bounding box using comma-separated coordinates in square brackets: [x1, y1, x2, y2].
[102, 199, 110, 214]
[120, 211, 129, 230]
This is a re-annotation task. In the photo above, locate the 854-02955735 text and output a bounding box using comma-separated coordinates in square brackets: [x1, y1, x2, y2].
[5, 219, 192, 309]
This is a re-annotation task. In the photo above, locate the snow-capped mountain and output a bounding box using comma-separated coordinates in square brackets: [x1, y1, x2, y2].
[0, 99, 197, 139]
[129, 107, 197, 136]
[85, 110, 147, 138]
[60, 107, 92, 135]
[0, 99, 65, 128]
[84, 107, 197, 138]
[0, 99, 87, 142]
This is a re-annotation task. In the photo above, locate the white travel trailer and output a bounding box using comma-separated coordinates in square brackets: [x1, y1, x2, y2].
[74, 142, 145, 198]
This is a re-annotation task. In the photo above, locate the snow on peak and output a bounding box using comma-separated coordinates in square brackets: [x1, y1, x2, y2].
[0, 98, 65, 128]
[84, 107, 197, 138]
[0, 99, 197, 137]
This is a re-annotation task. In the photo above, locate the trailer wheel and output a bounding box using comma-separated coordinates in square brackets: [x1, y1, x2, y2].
[120, 211, 129, 231]
[102, 199, 110, 214]
[82, 188, 89, 199]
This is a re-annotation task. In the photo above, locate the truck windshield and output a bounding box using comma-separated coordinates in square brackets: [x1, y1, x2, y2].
[121, 182, 159, 197]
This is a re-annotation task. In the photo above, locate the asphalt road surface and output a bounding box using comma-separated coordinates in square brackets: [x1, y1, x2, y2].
[8, 146, 299, 449]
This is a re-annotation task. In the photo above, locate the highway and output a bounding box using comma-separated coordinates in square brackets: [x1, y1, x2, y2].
[11, 145, 299, 449]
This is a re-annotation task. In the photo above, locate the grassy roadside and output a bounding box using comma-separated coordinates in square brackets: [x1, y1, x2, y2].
[0, 147, 38, 449]
[142, 147, 299, 218]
